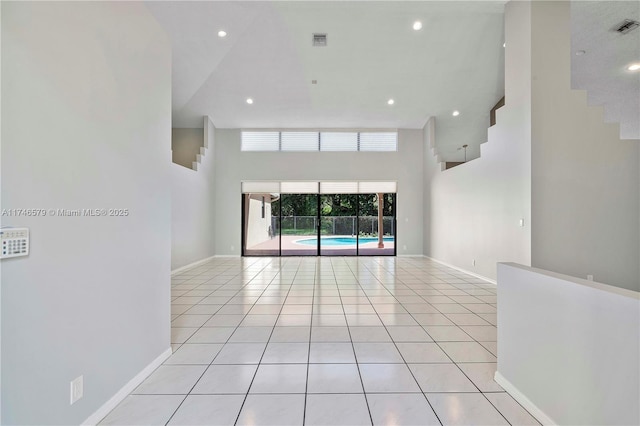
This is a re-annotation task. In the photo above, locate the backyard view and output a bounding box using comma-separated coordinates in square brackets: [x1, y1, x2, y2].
[243, 192, 395, 256]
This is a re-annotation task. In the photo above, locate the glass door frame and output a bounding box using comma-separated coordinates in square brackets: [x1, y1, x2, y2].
[357, 192, 397, 257]
[319, 193, 359, 256]
[242, 192, 397, 257]
[280, 193, 320, 256]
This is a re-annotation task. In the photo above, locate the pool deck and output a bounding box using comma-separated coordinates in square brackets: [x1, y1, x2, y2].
[245, 235, 395, 256]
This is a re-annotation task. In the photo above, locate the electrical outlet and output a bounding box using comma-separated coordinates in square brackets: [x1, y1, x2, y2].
[230, 245, 235, 251]
[402, 245, 407, 250]
[472, 259, 476, 266]
[70, 375, 83, 405]
[519, 218, 525, 227]
[587, 274, 594, 281]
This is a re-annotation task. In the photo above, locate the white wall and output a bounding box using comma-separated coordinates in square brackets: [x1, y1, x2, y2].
[214, 129, 424, 256]
[172, 128, 204, 169]
[496, 263, 640, 425]
[1, 3, 171, 424]
[0, 2, 3, 419]
[530, 1, 640, 291]
[171, 118, 216, 270]
[423, 1, 532, 281]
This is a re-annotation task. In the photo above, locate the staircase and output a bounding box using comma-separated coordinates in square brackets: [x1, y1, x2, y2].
[444, 96, 505, 171]
[171, 117, 212, 171]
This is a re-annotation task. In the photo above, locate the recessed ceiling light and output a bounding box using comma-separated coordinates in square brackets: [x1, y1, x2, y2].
[218, 30, 227, 38]
[387, 99, 395, 105]
[246, 98, 254, 104]
[452, 110, 460, 117]
[627, 63, 640, 71]
[575, 50, 586, 56]
[413, 21, 423, 31]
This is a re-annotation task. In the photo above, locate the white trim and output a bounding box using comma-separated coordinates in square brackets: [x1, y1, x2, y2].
[494, 371, 556, 426]
[397, 254, 424, 258]
[82, 347, 172, 426]
[500, 262, 639, 299]
[171, 256, 216, 276]
[424, 255, 496, 285]
[214, 255, 240, 258]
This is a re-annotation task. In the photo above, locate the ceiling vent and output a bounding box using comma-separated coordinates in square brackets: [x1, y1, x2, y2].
[312, 33, 327, 47]
[614, 19, 639, 34]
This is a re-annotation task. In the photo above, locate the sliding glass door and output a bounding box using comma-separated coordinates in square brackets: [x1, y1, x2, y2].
[242, 193, 280, 256]
[241, 182, 396, 257]
[358, 193, 396, 256]
[280, 194, 318, 256]
[320, 194, 358, 256]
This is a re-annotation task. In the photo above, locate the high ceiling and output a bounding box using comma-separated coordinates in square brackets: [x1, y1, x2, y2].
[571, 1, 640, 140]
[147, 1, 640, 162]
[147, 1, 506, 161]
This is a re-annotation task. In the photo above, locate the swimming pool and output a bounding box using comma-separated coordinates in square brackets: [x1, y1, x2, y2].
[295, 236, 395, 246]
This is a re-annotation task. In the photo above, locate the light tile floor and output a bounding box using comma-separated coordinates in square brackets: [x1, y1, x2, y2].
[100, 257, 540, 426]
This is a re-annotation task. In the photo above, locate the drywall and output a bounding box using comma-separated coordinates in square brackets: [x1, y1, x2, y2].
[496, 262, 640, 425]
[0, 3, 3, 420]
[530, 1, 640, 291]
[423, 1, 532, 281]
[172, 128, 204, 169]
[1, 2, 171, 424]
[422, 118, 436, 258]
[171, 118, 216, 270]
[214, 129, 424, 256]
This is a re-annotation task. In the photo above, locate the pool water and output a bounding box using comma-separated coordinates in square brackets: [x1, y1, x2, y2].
[296, 236, 395, 246]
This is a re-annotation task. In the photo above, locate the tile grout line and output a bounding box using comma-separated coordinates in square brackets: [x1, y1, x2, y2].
[396, 267, 513, 425]
[301, 258, 317, 426]
[110, 257, 530, 426]
[394, 261, 518, 425]
[163, 261, 236, 426]
[331, 257, 375, 426]
[170, 257, 264, 337]
[349, 258, 444, 426]
[165, 258, 275, 425]
[360, 258, 514, 425]
[233, 257, 301, 426]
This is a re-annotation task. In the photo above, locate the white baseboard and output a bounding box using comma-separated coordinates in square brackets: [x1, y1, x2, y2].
[214, 255, 240, 258]
[171, 255, 216, 275]
[82, 347, 172, 425]
[494, 371, 556, 426]
[424, 255, 496, 285]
